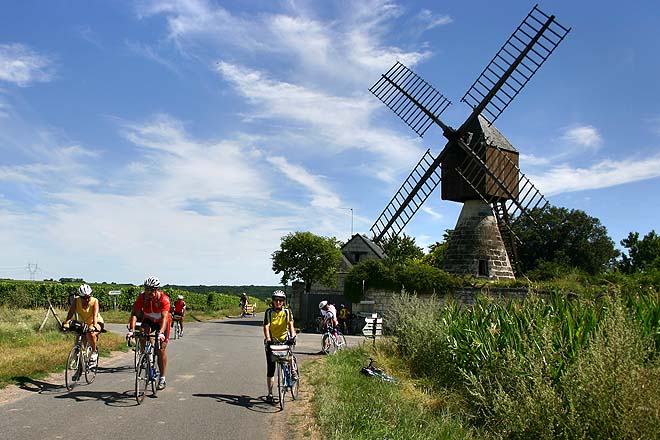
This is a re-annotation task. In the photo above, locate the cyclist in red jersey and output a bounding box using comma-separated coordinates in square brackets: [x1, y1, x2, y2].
[171, 294, 186, 335]
[127, 276, 171, 390]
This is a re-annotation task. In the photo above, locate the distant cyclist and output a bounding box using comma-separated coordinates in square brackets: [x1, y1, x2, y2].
[319, 300, 339, 335]
[239, 292, 249, 316]
[127, 276, 171, 390]
[63, 284, 104, 366]
[263, 290, 296, 404]
[171, 294, 186, 335]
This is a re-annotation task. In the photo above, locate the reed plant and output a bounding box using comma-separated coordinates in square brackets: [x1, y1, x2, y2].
[388, 290, 660, 439]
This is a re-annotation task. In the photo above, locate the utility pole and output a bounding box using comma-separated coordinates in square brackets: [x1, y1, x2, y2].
[27, 263, 39, 281]
[340, 207, 354, 236]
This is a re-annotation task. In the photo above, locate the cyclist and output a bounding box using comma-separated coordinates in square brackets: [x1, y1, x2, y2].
[263, 290, 296, 404]
[171, 294, 186, 335]
[338, 303, 350, 334]
[319, 300, 339, 336]
[63, 284, 104, 366]
[127, 276, 171, 390]
[239, 292, 249, 315]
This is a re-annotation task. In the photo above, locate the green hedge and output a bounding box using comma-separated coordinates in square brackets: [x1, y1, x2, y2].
[0, 280, 243, 313]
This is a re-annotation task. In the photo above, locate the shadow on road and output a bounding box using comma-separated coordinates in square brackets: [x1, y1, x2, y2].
[214, 319, 264, 328]
[53, 389, 138, 407]
[192, 393, 280, 413]
[95, 365, 135, 375]
[13, 376, 64, 394]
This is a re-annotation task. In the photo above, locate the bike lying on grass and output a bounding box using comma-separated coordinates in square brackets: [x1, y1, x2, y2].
[63, 320, 102, 391]
[360, 358, 397, 383]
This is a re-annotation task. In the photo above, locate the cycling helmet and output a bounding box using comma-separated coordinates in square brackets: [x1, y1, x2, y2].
[241, 292, 247, 297]
[78, 284, 92, 297]
[319, 300, 328, 309]
[144, 276, 160, 288]
[272, 290, 286, 300]
[177, 295, 184, 300]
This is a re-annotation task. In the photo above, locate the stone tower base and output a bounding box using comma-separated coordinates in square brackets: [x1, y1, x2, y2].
[442, 200, 515, 280]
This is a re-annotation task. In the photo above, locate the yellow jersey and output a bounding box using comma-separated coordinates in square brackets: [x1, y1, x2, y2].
[74, 297, 104, 326]
[264, 307, 292, 343]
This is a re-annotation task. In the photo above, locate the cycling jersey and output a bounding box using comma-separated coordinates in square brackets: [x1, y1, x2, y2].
[321, 304, 338, 326]
[264, 307, 293, 343]
[173, 300, 186, 315]
[133, 290, 170, 322]
[74, 297, 104, 326]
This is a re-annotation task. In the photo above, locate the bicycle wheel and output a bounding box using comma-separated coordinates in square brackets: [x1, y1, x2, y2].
[135, 354, 149, 404]
[337, 333, 347, 350]
[84, 346, 98, 384]
[133, 337, 144, 371]
[172, 321, 179, 340]
[290, 355, 299, 400]
[151, 353, 160, 395]
[64, 345, 81, 391]
[277, 362, 285, 410]
[321, 333, 332, 354]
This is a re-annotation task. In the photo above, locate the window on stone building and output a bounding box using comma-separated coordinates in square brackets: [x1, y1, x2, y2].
[478, 259, 489, 276]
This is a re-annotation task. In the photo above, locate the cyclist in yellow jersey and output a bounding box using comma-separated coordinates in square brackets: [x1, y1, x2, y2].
[263, 290, 296, 403]
[64, 284, 104, 365]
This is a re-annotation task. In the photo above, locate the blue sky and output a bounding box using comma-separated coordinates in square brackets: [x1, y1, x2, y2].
[1, 0, 658, 285]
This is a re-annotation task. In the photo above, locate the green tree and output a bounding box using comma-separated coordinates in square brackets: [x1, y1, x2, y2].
[271, 231, 343, 293]
[419, 230, 453, 269]
[380, 233, 424, 265]
[620, 230, 660, 273]
[511, 205, 619, 276]
[343, 259, 396, 302]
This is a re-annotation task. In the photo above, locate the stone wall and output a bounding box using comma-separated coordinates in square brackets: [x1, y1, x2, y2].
[354, 286, 548, 318]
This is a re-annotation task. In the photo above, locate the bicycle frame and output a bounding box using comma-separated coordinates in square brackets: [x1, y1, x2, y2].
[271, 344, 299, 410]
[64, 324, 98, 391]
[135, 332, 161, 404]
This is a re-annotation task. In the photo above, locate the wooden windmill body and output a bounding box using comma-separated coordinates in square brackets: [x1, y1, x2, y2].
[368, 6, 571, 280]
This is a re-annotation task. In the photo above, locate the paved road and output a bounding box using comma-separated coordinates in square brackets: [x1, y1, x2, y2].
[1, 314, 362, 440]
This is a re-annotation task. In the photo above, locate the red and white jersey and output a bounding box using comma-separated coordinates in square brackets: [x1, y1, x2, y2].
[133, 290, 170, 322]
[321, 304, 338, 326]
[173, 300, 186, 314]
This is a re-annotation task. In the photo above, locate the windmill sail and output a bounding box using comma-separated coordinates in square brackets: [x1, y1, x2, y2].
[370, 149, 441, 244]
[461, 5, 570, 127]
[370, 61, 452, 137]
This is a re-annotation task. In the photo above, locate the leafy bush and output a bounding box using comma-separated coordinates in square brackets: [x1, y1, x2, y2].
[388, 291, 660, 439]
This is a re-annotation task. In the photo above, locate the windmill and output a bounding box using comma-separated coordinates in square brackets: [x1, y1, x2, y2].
[368, 5, 570, 280]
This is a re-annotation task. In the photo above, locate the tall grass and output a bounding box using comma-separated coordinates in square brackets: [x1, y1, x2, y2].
[0, 307, 126, 389]
[388, 291, 660, 439]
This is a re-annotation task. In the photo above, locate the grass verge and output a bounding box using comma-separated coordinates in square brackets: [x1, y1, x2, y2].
[306, 344, 480, 440]
[0, 307, 127, 389]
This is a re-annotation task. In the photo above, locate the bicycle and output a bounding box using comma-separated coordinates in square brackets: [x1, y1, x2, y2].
[127, 323, 145, 371]
[171, 316, 183, 339]
[269, 341, 299, 410]
[320, 321, 347, 355]
[63, 320, 100, 391]
[360, 358, 397, 383]
[134, 330, 162, 404]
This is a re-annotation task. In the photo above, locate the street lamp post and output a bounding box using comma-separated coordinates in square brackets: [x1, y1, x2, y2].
[340, 207, 354, 236]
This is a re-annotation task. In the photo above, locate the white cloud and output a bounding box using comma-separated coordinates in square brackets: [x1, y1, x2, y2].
[267, 155, 341, 209]
[531, 155, 660, 196]
[216, 61, 423, 172]
[561, 125, 602, 148]
[0, 43, 54, 86]
[421, 206, 443, 220]
[416, 9, 453, 30]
